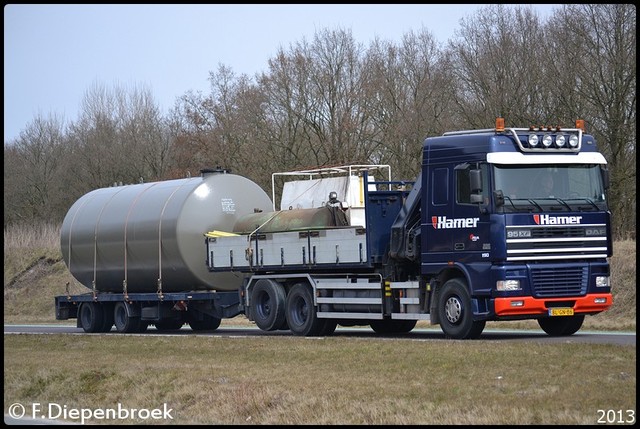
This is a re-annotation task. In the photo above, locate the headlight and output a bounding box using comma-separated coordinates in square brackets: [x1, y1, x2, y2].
[528, 134, 539, 147]
[555, 135, 566, 147]
[569, 135, 579, 148]
[497, 280, 521, 291]
[595, 276, 610, 288]
[542, 135, 553, 147]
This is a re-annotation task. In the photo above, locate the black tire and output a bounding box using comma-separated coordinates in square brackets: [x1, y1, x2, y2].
[538, 315, 585, 336]
[370, 319, 417, 334]
[78, 302, 104, 333]
[277, 318, 290, 331]
[250, 279, 286, 331]
[154, 319, 184, 331]
[286, 282, 324, 336]
[188, 313, 222, 331]
[438, 278, 485, 339]
[318, 319, 338, 336]
[113, 302, 144, 333]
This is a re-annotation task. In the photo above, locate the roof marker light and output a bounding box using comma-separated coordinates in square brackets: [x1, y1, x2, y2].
[575, 119, 585, 131]
[495, 117, 505, 132]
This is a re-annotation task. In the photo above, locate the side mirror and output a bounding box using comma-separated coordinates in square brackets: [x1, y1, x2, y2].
[470, 194, 483, 204]
[470, 169, 482, 192]
[601, 166, 610, 190]
[494, 190, 505, 207]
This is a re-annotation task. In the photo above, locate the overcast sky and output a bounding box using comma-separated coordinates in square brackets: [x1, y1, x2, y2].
[4, 4, 559, 143]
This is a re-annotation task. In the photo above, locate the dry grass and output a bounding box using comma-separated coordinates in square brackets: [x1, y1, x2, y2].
[3, 334, 636, 425]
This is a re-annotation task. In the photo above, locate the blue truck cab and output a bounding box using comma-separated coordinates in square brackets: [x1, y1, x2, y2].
[383, 118, 613, 338]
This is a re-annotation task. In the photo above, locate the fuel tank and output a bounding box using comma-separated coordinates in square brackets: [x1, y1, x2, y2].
[232, 206, 348, 234]
[60, 169, 272, 293]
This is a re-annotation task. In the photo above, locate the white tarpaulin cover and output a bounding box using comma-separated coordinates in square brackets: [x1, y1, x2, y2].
[280, 176, 349, 210]
[279, 176, 376, 210]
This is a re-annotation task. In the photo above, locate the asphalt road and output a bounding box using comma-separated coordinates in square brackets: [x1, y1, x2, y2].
[4, 324, 636, 346]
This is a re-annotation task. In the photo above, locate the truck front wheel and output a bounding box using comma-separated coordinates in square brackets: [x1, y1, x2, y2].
[438, 278, 485, 339]
[538, 315, 584, 336]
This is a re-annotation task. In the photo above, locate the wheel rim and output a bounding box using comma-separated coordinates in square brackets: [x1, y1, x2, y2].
[80, 305, 91, 327]
[256, 292, 271, 319]
[115, 304, 126, 329]
[291, 296, 308, 326]
[444, 296, 462, 324]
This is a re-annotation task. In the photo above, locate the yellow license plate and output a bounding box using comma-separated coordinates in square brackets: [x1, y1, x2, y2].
[549, 308, 574, 316]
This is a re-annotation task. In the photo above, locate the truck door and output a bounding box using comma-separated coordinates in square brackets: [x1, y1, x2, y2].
[423, 166, 454, 259]
[451, 163, 491, 264]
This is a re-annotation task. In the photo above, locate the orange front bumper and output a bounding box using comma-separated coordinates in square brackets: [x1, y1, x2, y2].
[494, 293, 613, 317]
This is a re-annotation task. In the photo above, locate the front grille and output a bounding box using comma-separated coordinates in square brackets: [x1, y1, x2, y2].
[506, 223, 607, 261]
[531, 266, 588, 297]
[532, 227, 584, 238]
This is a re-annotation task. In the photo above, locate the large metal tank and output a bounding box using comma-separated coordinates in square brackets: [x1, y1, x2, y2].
[60, 169, 273, 293]
[232, 207, 348, 234]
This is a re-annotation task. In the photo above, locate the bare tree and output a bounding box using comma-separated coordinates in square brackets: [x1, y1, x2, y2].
[545, 4, 636, 239]
[3, 114, 70, 225]
[66, 81, 170, 189]
[363, 29, 454, 180]
[448, 4, 549, 126]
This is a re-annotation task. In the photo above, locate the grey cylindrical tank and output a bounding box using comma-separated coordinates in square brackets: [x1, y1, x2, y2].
[60, 169, 272, 293]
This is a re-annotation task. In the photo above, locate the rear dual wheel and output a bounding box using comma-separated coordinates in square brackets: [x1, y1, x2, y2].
[286, 282, 335, 336]
[78, 302, 113, 333]
[113, 302, 147, 333]
[250, 279, 287, 331]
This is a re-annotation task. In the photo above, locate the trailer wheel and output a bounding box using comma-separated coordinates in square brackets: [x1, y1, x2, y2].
[250, 279, 286, 331]
[154, 319, 184, 331]
[78, 302, 105, 333]
[438, 278, 485, 339]
[370, 319, 417, 334]
[286, 282, 325, 336]
[538, 315, 584, 336]
[188, 313, 222, 331]
[113, 302, 145, 333]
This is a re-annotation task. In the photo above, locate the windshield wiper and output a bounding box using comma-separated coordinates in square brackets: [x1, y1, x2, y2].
[526, 199, 544, 211]
[562, 198, 600, 211]
[553, 198, 572, 211]
[502, 196, 537, 212]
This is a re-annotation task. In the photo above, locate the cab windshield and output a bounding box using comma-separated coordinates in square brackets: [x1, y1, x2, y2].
[493, 164, 607, 212]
